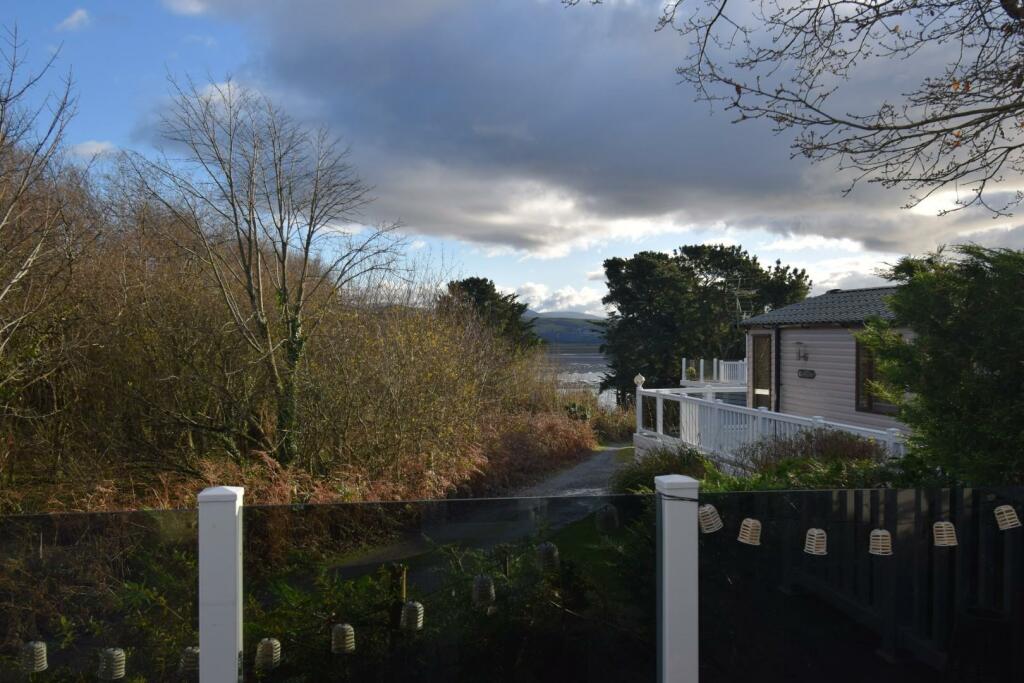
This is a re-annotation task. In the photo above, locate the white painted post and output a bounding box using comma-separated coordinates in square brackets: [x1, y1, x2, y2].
[699, 359, 705, 383]
[681, 357, 687, 384]
[636, 387, 644, 433]
[656, 474, 700, 683]
[885, 428, 901, 457]
[712, 358, 719, 382]
[757, 406, 769, 439]
[702, 384, 714, 402]
[712, 399, 724, 455]
[656, 395, 665, 436]
[199, 486, 244, 683]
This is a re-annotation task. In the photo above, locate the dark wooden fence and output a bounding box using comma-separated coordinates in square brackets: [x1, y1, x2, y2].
[776, 488, 1024, 678]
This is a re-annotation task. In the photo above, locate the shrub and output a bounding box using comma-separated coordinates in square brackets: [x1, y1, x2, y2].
[590, 405, 636, 444]
[733, 428, 890, 472]
[457, 412, 597, 496]
[611, 445, 709, 494]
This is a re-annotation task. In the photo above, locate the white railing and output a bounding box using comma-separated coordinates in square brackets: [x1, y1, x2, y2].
[681, 357, 747, 385]
[636, 387, 906, 459]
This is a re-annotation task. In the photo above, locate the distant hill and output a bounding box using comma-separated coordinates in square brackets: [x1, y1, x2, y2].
[523, 310, 603, 321]
[528, 316, 604, 345]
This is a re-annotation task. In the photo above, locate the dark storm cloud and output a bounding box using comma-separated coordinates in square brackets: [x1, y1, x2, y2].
[173, 0, 1011, 256]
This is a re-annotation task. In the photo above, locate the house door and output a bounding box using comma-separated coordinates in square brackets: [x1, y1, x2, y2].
[752, 334, 772, 410]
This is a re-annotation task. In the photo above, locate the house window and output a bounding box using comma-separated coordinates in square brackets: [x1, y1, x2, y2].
[855, 342, 897, 415]
[751, 334, 772, 410]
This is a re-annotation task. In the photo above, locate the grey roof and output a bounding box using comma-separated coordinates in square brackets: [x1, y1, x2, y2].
[740, 286, 898, 327]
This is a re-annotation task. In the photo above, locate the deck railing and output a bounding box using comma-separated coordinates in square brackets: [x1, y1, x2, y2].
[636, 387, 906, 459]
[681, 357, 747, 384]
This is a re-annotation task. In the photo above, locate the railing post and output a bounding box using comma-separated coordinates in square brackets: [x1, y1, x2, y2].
[636, 387, 644, 433]
[757, 406, 769, 439]
[199, 486, 244, 683]
[699, 358, 705, 382]
[656, 474, 700, 683]
[885, 428, 901, 457]
[656, 395, 665, 436]
[712, 357, 719, 382]
[681, 357, 687, 384]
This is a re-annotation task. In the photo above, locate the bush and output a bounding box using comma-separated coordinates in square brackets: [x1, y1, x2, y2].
[591, 405, 636, 444]
[733, 428, 890, 471]
[611, 445, 709, 494]
[457, 412, 597, 496]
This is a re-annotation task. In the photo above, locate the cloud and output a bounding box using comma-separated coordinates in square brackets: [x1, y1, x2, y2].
[139, 0, 1019, 282]
[511, 282, 606, 315]
[70, 140, 115, 158]
[56, 9, 90, 32]
[164, 0, 208, 15]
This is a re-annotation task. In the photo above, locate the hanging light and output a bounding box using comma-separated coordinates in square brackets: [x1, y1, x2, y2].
[472, 575, 496, 608]
[21, 641, 47, 674]
[255, 638, 282, 671]
[933, 521, 958, 547]
[331, 624, 356, 655]
[537, 541, 560, 572]
[698, 504, 723, 534]
[596, 505, 620, 533]
[868, 529, 893, 556]
[97, 647, 126, 681]
[737, 518, 762, 546]
[803, 528, 827, 556]
[994, 505, 1021, 531]
[400, 601, 425, 632]
[179, 646, 199, 677]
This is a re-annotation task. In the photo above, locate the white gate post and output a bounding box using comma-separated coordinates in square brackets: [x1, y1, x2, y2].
[636, 387, 644, 433]
[656, 474, 700, 683]
[199, 486, 244, 683]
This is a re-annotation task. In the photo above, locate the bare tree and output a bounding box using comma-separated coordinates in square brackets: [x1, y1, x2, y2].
[0, 28, 75, 407]
[133, 78, 403, 465]
[569, 0, 1024, 214]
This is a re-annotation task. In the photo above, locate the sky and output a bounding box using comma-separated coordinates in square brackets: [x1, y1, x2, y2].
[10, 1, 1024, 316]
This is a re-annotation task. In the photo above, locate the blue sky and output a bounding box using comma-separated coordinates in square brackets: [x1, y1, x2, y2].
[11, 1, 1018, 315]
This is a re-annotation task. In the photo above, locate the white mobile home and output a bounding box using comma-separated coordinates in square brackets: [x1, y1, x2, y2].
[739, 286, 906, 432]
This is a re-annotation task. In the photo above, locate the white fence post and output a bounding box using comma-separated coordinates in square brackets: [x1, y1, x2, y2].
[656, 395, 665, 436]
[712, 358, 719, 382]
[698, 359, 705, 382]
[681, 357, 687, 384]
[636, 387, 644, 433]
[199, 486, 244, 683]
[656, 474, 700, 683]
[885, 428, 902, 457]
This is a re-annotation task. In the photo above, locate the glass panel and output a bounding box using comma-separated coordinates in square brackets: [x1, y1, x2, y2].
[752, 335, 771, 409]
[641, 395, 657, 431]
[0, 509, 199, 680]
[698, 488, 1024, 681]
[241, 495, 655, 682]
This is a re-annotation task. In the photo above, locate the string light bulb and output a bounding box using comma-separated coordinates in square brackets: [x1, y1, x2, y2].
[698, 504, 723, 534]
[472, 575, 496, 608]
[179, 646, 199, 677]
[97, 647, 126, 681]
[331, 624, 356, 655]
[803, 528, 827, 556]
[21, 641, 47, 674]
[737, 518, 762, 546]
[932, 521, 958, 547]
[868, 529, 893, 556]
[255, 638, 282, 671]
[537, 541, 560, 572]
[401, 601, 425, 632]
[596, 504, 620, 533]
[994, 505, 1021, 531]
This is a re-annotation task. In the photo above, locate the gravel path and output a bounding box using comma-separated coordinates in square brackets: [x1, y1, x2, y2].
[515, 443, 634, 497]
